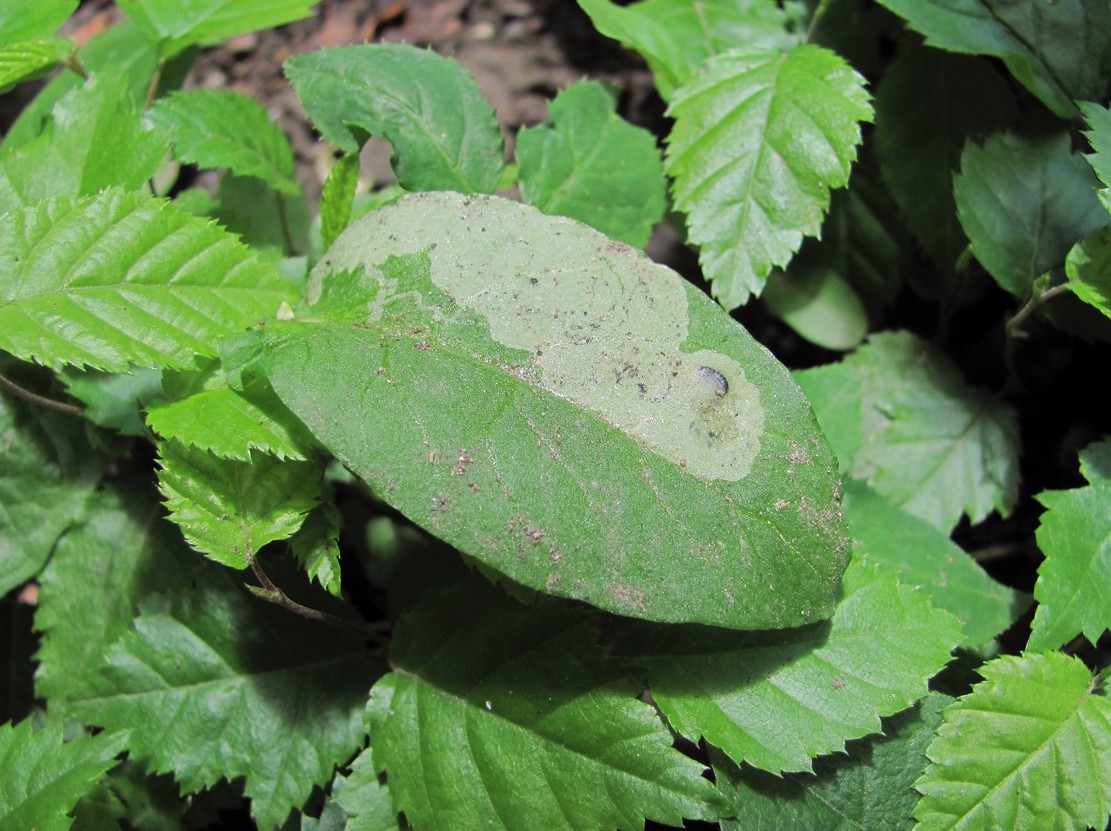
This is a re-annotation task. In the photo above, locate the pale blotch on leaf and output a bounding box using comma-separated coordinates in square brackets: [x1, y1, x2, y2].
[314, 192, 766, 481]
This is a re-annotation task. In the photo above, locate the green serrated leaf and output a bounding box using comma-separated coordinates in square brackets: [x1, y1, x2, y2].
[640, 553, 960, 774]
[146, 89, 299, 194]
[0, 0, 76, 47]
[712, 693, 951, 831]
[319, 153, 360, 250]
[0, 37, 74, 92]
[117, 0, 317, 57]
[795, 330, 1020, 532]
[576, 0, 800, 101]
[71, 761, 188, 831]
[366, 578, 726, 830]
[953, 131, 1106, 298]
[914, 651, 1111, 831]
[842, 479, 1021, 649]
[34, 485, 196, 704]
[666, 45, 873, 310]
[334, 758, 400, 831]
[156, 440, 321, 569]
[517, 79, 666, 247]
[288, 501, 342, 597]
[0, 720, 128, 831]
[873, 0, 1111, 118]
[873, 39, 1017, 277]
[251, 191, 849, 630]
[1065, 225, 1111, 319]
[1027, 438, 1111, 652]
[0, 188, 297, 372]
[0, 72, 169, 213]
[0, 380, 105, 596]
[1081, 100, 1111, 217]
[68, 576, 381, 831]
[285, 43, 504, 194]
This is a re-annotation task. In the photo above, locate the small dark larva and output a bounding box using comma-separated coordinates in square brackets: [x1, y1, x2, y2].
[696, 366, 729, 396]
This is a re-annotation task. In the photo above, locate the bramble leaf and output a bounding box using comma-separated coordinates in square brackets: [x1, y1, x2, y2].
[1081, 100, 1111, 216]
[712, 693, 951, 831]
[953, 131, 1106, 297]
[156, 440, 321, 569]
[364, 579, 726, 830]
[517, 80, 666, 247]
[68, 576, 381, 831]
[639, 554, 961, 774]
[795, 330, 1020, 532]
[874, 0, 1111, 118]
[842, 479, 1020, 649]
[913, 652, 1111, 831]
[249, 192, 849, 630]
[118, 0, 318, 57]
[285, 43, 504, 194]
[147, 89, 299, 194]
[1028, 438, 1111, 652]
[319, 153, 360, 250]
[576, 0, 799, 101]
[0, 37, 74, 92]
[0, 0, 76, 47]
[335, 759, 398, 831]
[666, 45, 873, 309]
[1065, 226, 1111, 320]
[0, 719, 128, 831]
[0, 189, 297, 372]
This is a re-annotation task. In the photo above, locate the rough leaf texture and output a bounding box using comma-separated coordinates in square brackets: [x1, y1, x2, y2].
[117, 0, 317, 56]
[363, 578, 725, 830]
[666, 45, 873, 309]
[0, 189, 296, 372]
[914, 652, 1111, 831]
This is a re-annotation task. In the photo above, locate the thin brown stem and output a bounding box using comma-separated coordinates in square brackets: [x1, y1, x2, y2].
[144, 59, 165, 110]
[0, 372, 83, 416]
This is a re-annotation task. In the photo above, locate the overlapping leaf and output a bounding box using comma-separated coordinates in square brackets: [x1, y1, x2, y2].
[156, 440, 321, 569]
[1027, 439, 1111, 651]
[795, 330, 1020, 531]
[285, 43, 504, 193]
[334, 762, 398, 831]
[319, 153, 359, 250]
[0, 189, 297, 372]
[914, 652, 1111, 831]
[68, 578, 380, 831]
[364, 579, 726, 830]
[1066, 226, 1111, 319]
[0, 0, 76, 47]
[842, 479, 1020, 648]
[1081, 100, 1111, 216]
[638, 555, 960, 774]
[118, 0, 318, 57]
[249, 192, 849, 630]
[666, 45, 873, 309]
[713, 694, 950, 831]
[0, 37, 74, 92]
[874, 0, 1111, 118]
[517, 80, 666, 247]
[147, 89, 299, 194]
[59, 366, 164, 436]
[576, 0, 799, 101]
[0, 719, 127, 831]
[953, 131, 1106, 297]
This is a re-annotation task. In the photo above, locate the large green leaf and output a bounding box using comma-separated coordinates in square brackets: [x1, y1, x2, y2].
[69, 576, 381, 831]
[666, 45, 873, 309]
[117, 0, 318, 57]
[1065, 226, 1111, 320]
[156, 440, 321, 569]
[1028, 438, 1111, 652]
[285, 43, 504, 194]
[0, 37, 74, 92]
[249, 191, 849, 630]
[874, 0, 1111, 118]
[0, 379, 105, 596]
[913, 652, 1111, 831]
[363, 578, 726, 830]
[147, 89, 299, 194]
[0, 189, 297, 372]
[1081, 100, 1111, 216]
[842, 479, 1020, 649]
[873, 40, 1016, 277]
[637, 553, 960, 773]
[0, 73, 168, 213]
[517, 80, 666, 247]
[0, 719, 128, 831]
[713, 693, 951, 831]
[953, 131, 1107, 297]
[0, 0, 75, 47]
[576, 0, 799, 101]
[795, 330, 1020, 532]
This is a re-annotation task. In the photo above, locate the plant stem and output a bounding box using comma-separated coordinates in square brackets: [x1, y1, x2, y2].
[144, 59, 165, 110]
[275, 191, 296, 256]
[246, 555, 389, 647]
[0, 372, 83, 416]
[1007, 282, 1071, 340]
